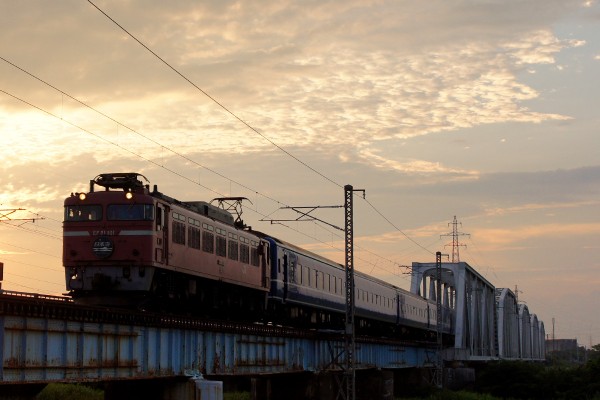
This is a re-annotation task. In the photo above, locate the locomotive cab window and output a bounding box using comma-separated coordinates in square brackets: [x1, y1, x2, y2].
[65, 205, 103, 221]
[107, 204, 154, 221]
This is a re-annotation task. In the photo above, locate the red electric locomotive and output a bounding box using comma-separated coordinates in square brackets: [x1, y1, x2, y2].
[63, 173, 270, 316]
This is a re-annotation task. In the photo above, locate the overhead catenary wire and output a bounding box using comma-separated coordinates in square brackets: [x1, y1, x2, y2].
[86, 0, 341, 190]
[1, 0, 438, 280]
[1, 86, 410, 280]
[0, 55, 285, 209]
[0, 219, 63, 241]
[83, 1, 432, 260]
[2, 279, 52, 292]
[0, 54, 426, 281]
[0, 240, 61, 260]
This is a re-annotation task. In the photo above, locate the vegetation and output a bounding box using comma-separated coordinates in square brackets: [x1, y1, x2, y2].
[224, 391, 252, 400]
[397, 347, 600, 400]
[36, 383, 103, 400]
[474, 353, 600, 400]
[399, 390, 501, 400]
[31, 347, 600, 400]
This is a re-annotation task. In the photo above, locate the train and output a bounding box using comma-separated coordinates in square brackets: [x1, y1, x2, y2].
[63, 172, 454, 339]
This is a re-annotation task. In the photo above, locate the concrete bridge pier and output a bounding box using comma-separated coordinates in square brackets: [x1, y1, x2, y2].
[305, 369, 394, 400]
[250, 372, 314, 400]
[104, 377, 223, 400]
[0, 383, 46, 400]
[103, 378, 193, 400]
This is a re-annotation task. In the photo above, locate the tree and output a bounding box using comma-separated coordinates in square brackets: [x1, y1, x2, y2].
[588, 343, 600, 361]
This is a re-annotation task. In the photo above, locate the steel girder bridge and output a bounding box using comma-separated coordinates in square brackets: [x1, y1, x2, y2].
[410, 261, 545, 362]
[0, 291, 435, 389]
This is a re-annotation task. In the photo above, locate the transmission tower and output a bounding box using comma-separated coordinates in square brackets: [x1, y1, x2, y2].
[434, 251, 444, 388]
[441, 216, 469, 263]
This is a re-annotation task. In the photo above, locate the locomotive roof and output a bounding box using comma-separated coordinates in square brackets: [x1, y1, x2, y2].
[93, 173, 149, 190]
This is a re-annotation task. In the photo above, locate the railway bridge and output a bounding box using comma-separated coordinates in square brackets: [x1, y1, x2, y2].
[0, 260, 546, 399]
[0, 291, 435, 399]
[411, 261, 546, 361]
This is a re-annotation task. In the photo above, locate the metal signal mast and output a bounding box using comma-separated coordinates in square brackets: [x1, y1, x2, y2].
[441, 216, 469, 263]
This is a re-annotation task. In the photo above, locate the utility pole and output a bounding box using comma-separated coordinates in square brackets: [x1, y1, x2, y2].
[342, 185, 365, 400]
[441, 216, 469, 263]
[552, 318, 556, 353]
[434, 251, 444, 388]
[261, 185, 364, 400]
[343, 185, 365, 400]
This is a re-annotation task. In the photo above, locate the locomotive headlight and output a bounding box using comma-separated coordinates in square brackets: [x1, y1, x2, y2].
[125, 192, 133, 200]
[78, 192, 87, 201]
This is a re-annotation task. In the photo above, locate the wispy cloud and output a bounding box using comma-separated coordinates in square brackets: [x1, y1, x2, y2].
[483, 200, 600, 217]
[475, 222, 600, 246]
[0, 0, 581, 172]
[352, 146, 480, 178]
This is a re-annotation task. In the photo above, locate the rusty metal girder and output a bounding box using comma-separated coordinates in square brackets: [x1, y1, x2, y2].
[0, 316, 430, 384]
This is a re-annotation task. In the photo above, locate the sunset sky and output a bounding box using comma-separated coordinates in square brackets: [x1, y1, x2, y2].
[1, 1, 599, 347]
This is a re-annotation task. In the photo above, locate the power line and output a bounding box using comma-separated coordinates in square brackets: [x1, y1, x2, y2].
[0, 240, 61, 260]
[0, 88, 407, 281]
[2, 0, 435, 268]
[0, 256, 62, 273]
[3, 272, 63, 288]
[0, 60, 418, 281]
[13, 102, 386, 288]
[86, 0, 342, 189]
[363, 197, 435, 256]
[83, 1, 432, 259]
[2, 279, 47, 292]
[0, 49, 428, 281]
[0, 55, 286, 209]
[0, 219, 62, 241]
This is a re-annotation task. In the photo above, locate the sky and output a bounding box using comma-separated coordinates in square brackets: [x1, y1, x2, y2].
[0, 0, 599, 348]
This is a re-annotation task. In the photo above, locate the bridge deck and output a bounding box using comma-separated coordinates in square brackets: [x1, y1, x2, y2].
[0, 292, 435, 384]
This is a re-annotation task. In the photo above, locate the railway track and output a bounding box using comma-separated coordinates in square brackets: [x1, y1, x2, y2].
[0, 290, 437, 348]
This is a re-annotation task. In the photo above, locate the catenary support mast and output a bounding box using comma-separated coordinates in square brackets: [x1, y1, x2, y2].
[344, 184, 356, 400]
[343, 184, 365, 400]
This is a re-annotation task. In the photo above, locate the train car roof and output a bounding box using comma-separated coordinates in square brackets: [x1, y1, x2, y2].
[248, 229, 413, 294]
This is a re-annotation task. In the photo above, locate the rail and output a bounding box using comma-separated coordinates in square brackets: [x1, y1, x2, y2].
[0, 290, 437, 347]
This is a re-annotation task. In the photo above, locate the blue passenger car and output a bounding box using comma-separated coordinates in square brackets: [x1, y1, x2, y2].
[263, 234, 453, 337]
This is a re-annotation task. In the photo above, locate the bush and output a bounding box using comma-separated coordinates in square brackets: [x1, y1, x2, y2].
[224, 391, 251, 400]
[398, 389, 501, 400]
[36, 383, 103, 400]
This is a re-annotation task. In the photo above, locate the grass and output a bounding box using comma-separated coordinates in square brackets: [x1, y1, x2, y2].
[224, 391, 252, 400]
[36, 383, 103, 400]
[398, 390, 501, 400]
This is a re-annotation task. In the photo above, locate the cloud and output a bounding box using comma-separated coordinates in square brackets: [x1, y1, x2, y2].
[0, 0, 583, 174]
[483, 200, 600, 217]
[476, 222, 600, 246]
[414, 166, 600, 204]
[353, 146, 480, 177]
